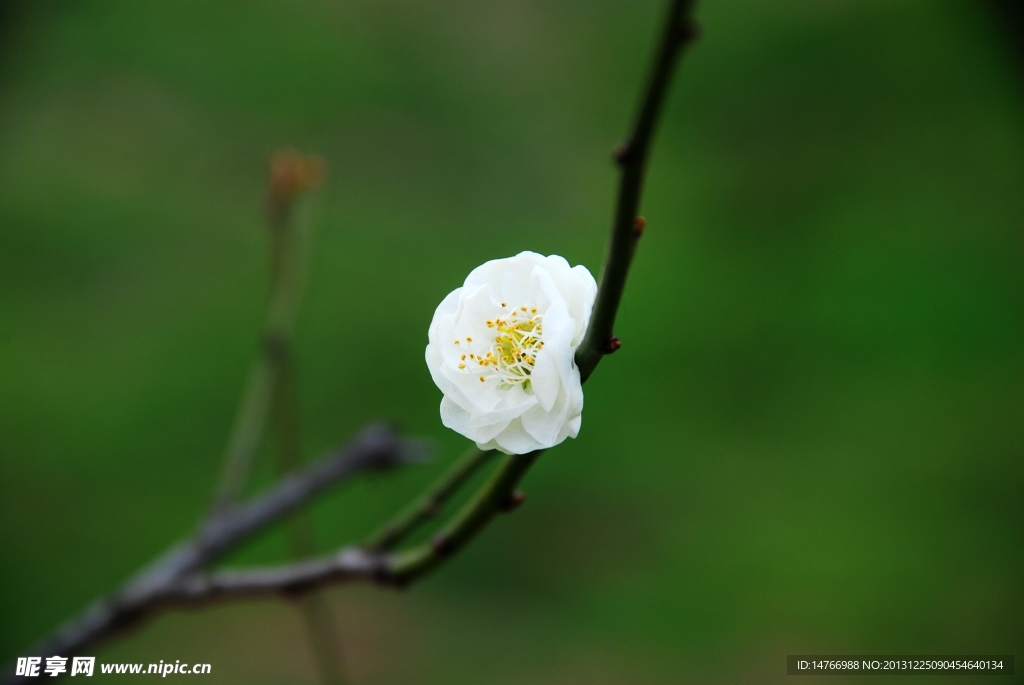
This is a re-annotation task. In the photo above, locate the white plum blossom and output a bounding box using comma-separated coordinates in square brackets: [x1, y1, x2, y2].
[426, 251, 598, 455]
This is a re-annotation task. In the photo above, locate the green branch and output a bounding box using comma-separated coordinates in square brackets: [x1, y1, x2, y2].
[386, 450, 539, 583]
[575, 0, 700, 382]
[364, 446, 495, 551]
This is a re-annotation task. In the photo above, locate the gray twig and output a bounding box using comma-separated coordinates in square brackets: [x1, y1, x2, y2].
[2, 425, 426, 684]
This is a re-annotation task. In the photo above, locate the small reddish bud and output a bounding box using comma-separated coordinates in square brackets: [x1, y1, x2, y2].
[633, 216, 646, 236]
[500, 491, 527, 513]
[604, 337, 622, 354]
[679, 20, 702, 44]
[267, 148, 326, 222]
[613, 142, 634, 166]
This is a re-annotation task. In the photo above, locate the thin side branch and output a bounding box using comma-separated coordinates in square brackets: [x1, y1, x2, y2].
[363, 446, 494, 551]
[212, 152, 324, 511]
[6, 425, 425, 675]
[113, 446, 537, 603]
[144, 449, 538, 606]
[386, 450, 541, 584]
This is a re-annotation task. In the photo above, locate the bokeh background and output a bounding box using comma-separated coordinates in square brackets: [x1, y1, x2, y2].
[2, 1, 1022, 683]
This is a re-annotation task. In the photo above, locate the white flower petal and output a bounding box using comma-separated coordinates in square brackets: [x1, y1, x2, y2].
[567, 265, 598, 343]
[493, 418, 545, 454]
[565, 414, 582, 439]
[471, 419, 514, 444]
[439, 395, 472, 433]
[429, 286, 462, 325]
[530, 345, 559, 412]
[426, 252, 596, 454]
[539, 300, 576, 382]
[529, 298, 572, 413]
[441, 364, 501, 411]
[442, 400, 507, 444]
[500, 256, 538, 304]
[453, 284, 501, 338]
[520, 387, 569, 446]
[468, 384, 535, 426]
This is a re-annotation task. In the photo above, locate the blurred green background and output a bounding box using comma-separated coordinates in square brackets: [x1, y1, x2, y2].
[1, 0, 1022, 683]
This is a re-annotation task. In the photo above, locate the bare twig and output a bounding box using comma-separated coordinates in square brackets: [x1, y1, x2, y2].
[575, 0, 700, 382]
[96, 450, 536, 602]
[2, 425, 426, 683]
[157, 548, 386, 601]
[363, 446, 494, 551]
[385, 450, 541, 584]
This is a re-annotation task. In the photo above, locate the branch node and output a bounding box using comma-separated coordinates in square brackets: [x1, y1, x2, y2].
[632, 216, 646, 236]
[613, 142, 635, 167]
[679, 19, 702, 45]
[500, 490, 527, 513]
[604, 337, 622, 354]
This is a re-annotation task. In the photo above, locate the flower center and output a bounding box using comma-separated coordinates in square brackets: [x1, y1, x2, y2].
[455, 303, 544, 390]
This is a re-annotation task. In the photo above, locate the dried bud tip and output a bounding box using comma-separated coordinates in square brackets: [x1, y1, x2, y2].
[604, 337, 622, 354]
[500, 490, 527, 513]
[679, 20, 702, 44]
[268, 148, 327, 208]
[613, 142, 634, 166]
[633, 216, 646, 235]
